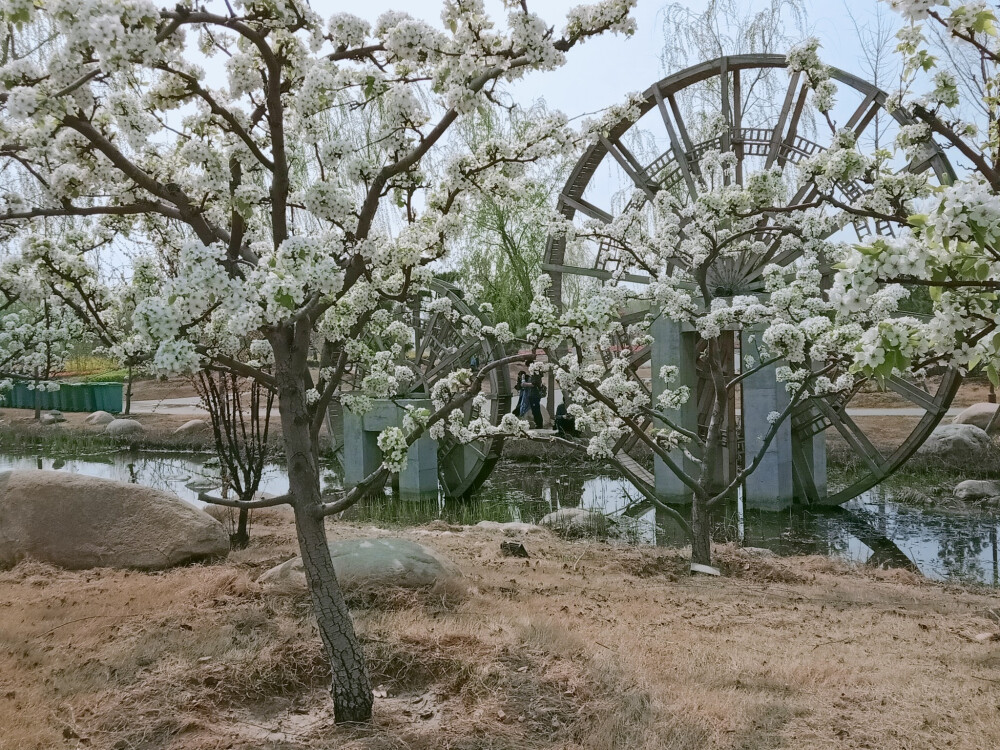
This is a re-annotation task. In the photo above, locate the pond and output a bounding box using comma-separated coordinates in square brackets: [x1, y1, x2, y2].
[1, 446, 998, 586]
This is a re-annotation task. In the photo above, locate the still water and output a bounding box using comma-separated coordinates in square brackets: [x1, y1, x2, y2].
[1, 448, 998, 586]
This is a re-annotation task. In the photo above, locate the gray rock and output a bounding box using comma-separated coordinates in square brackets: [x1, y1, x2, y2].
[40, 414, 59, 426]
[474, 520, 543, 534]
[954, 479, 1000, 502]
[953, 403, 1000, 434]
[173, 419, 209, 436]
[539, 507, 609, 538]
[0, 470, 228, 570]
[257, 538, 461, 590]
[45, 410, 66, 423]
[85, 410, 115, 425]
[915, 423, 993, 462]
[105, 419, 144, 437]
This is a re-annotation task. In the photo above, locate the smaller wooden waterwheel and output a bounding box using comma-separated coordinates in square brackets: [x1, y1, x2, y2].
[543, 54, 961, 505]
[330, 278, 512, 499]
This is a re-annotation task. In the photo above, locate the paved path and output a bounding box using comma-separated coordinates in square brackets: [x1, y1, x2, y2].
[846, 407, 962, 417]
[129, 397, 204, 415]
[128, 397, 964, 420]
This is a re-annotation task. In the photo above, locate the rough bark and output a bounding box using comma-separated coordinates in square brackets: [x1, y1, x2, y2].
[690, 494, 712, 565]
[232, 508, 250, 549]
[124, 365, 133, 415]
[272, 327, 373, 723]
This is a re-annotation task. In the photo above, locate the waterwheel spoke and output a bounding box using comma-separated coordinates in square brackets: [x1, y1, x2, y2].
[845, 91, 879, 137]
[791, 438, 822, 504]
[885, 375, 946, 415]
[653, 85, 698, 199]
[815, 398, 884, 476]
[413, 311, 440, 368]
[559, 193, 613, 223]
[763, 71, 801, 169]
[777, 81, 809, 168]
[733, 68, 743, 184]
[599, 135, 658, 200]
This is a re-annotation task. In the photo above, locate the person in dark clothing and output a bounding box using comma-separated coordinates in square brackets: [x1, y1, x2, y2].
[527, 371, 545, 429]
[554, 401, 579, 437]
[513, 370, 530, 416]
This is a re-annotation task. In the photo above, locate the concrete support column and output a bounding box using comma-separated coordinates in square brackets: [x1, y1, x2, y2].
[398, 431, 439, 501]
[741, 341, 794, 511]
[342, 399, 439, 500]
[651, 316, 699, 504]
[342, 410, 381, 487]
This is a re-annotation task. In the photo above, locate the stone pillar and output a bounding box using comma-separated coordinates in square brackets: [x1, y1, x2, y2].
[398, 431, 439, 501]
[651, 316, 699, 504]
[342, 399, 439, 500]
[740, 342, 794, 511]
[342, 410, 381, 487]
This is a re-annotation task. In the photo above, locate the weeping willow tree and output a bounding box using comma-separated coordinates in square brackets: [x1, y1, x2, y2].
[660, 0, 808, 135]
[452, 104, 580, 335]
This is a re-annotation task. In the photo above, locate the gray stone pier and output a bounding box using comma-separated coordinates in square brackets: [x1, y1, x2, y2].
[740, 353, 795, 510]
[650, 315, 699, 504]
[343, 399, 439, 501]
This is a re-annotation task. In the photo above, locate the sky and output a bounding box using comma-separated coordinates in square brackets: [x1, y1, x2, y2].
[306, 0, 901, 122]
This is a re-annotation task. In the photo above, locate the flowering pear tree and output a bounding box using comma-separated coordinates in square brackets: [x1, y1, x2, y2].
[0, 0, 637, 723]
[0, 274, 84, 415]
[787, 5, 1000, 384]
[523, 150, 881, 566]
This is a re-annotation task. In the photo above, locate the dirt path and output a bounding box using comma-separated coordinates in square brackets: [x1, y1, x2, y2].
[1, 515, 997, 749]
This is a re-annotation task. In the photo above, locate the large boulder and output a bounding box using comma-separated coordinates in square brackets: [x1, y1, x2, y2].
[953, 403, 1000, 434]
[85, 410, 116, 425]
[105, 418, 144, 437]
[954, 479, 1000, 502]
[915, 424, 993, 462]
[258, 538, 461, 590]
[173, 418, 209, 436]
[0, 470, 228, 570]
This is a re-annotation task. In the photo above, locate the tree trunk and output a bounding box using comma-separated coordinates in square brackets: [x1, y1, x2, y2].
[690, 495, 712, 565]
[231, 507, 250, 549]
[124, 365, 133, 415]
[33, 370, 41, 421]
[272, 329, 373, 723]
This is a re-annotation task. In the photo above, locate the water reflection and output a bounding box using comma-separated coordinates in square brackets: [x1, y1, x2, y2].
[0, 446, 997, 586]
[0, 451, 301, 503]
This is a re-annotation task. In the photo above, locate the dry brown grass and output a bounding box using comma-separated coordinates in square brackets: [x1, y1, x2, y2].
[1, 518, 999, 749]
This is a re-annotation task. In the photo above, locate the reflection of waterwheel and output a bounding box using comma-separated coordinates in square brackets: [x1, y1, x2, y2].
[330, 278, 511, 498]
[543, 54, 960, 505]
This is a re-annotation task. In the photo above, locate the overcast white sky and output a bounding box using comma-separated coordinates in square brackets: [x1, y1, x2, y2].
[308, 0, 897, 121]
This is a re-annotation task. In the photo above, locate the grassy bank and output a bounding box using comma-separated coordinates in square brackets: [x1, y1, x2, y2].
[1, 512, 998, 750]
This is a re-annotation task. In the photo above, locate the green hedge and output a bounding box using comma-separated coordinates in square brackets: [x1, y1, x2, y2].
[83, 370, 128, 383]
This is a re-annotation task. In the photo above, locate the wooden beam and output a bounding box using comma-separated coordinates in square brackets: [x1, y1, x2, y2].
[653, 85, 699, 199]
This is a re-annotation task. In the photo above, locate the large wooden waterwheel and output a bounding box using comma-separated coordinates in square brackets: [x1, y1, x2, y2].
[543, 54, 960, 505]
[330, 278, 512, 498]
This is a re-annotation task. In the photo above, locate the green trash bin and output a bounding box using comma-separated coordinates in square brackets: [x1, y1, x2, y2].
[95, 383, 123, 414]
[81, 383, 97, 412]
[10, 382, 30, 409]
[92, 384, 107, 412]
[65, 384, 85, 412]
[38, 386, 54, 411]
